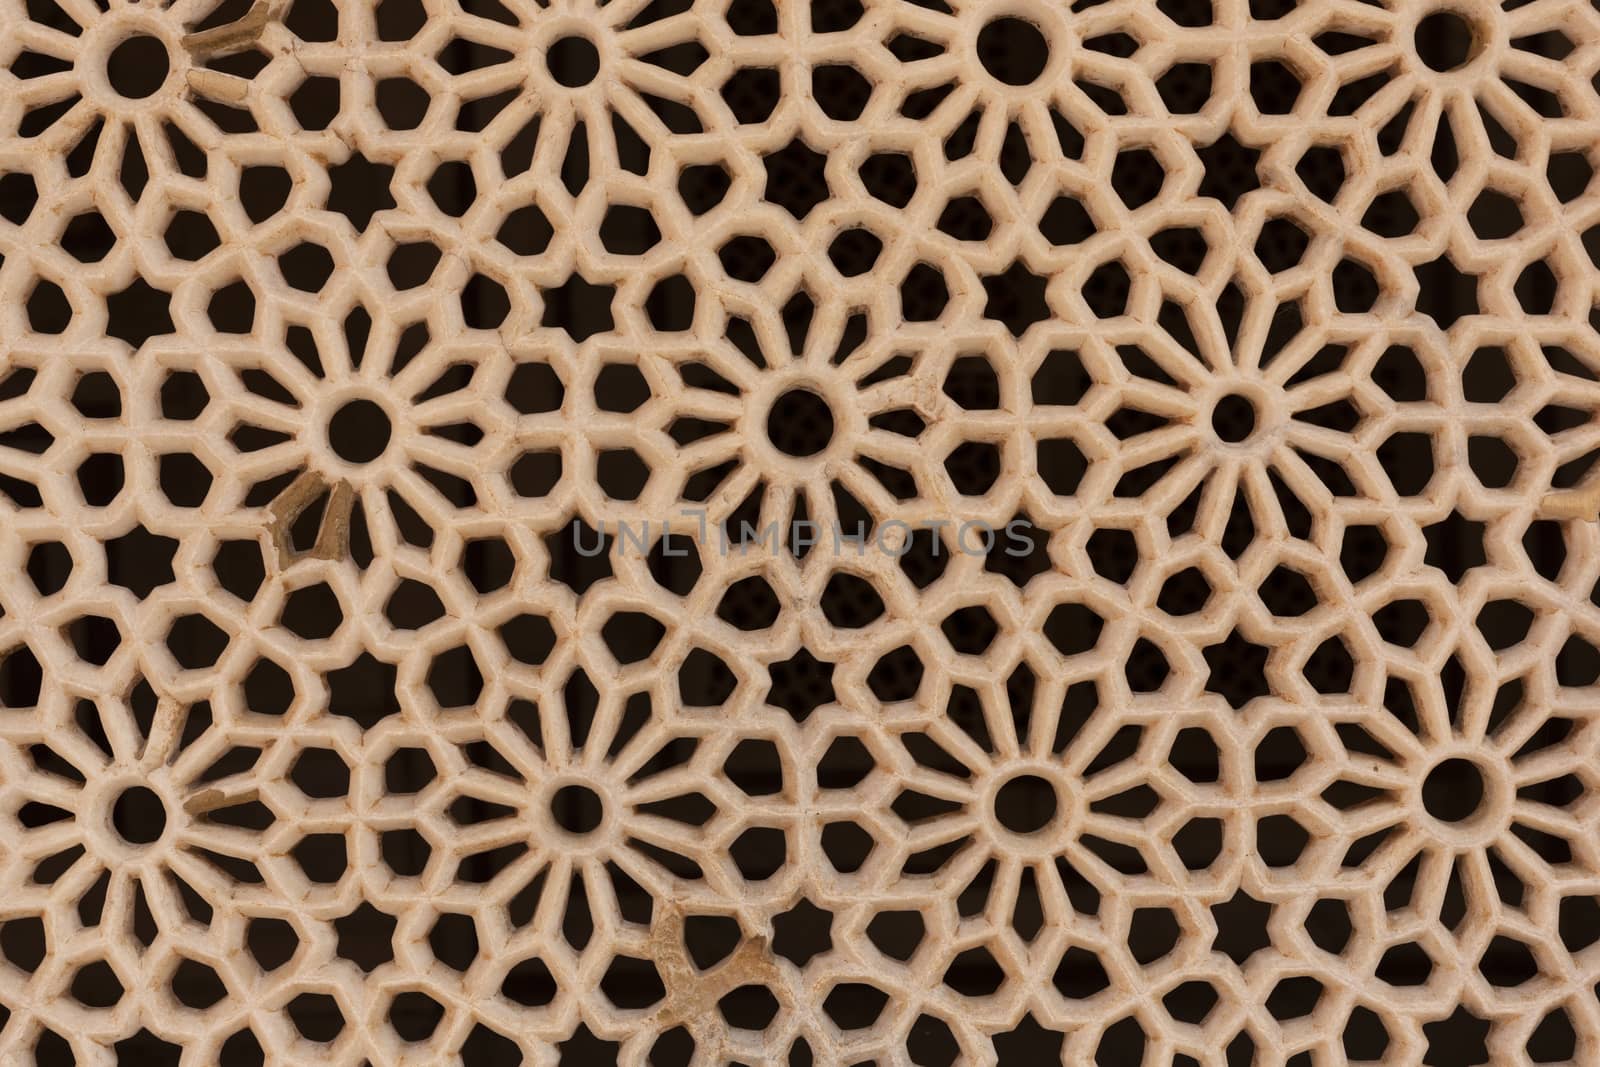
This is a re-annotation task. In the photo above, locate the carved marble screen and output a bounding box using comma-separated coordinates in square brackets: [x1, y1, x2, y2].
[1, 0, 1599, 1062]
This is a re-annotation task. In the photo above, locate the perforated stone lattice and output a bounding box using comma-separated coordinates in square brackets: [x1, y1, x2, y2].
[2, 0, 1600, 1062]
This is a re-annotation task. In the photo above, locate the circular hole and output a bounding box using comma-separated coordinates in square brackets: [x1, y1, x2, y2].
[976, 17, 1050, 86]
[112, 786, 167, 844]
[1211, 393, 1258, 443]
[994, 774, 1058, 834]
[328, 399, 392, 464]
[1415, 11, 1476, 71]
[547, 35, 600, 87]
[1422, 758, 1485, 822]
[766, 389, 834, 457]
[106, 35, 171, 99]
[551, 784, 604, 834]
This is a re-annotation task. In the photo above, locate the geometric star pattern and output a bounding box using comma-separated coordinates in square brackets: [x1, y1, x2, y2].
[2, 0, 1600, 1062]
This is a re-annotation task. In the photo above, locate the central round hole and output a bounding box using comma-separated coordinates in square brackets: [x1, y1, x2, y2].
[766, 389, 834, 457]
[328, 399, 392, 464]
[112, 786, 167, 844]
[107, 35, 171, 99]
[548, 35, 600, 87]
[977, 17, 1050, 86]
[1415, 11, 1476, 71]
[552, 784, 604, 834]
[1422, 758, 1485, 823]
[994, 774, 1058, 834]
[1211, 393, 1258, 443]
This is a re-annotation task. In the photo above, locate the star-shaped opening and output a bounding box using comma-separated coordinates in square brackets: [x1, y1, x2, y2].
[1211, 889, 1273, 965]
[1203, 629, 1271, 709]
[766, 648, 836, 722]
[982, 261, 1050, 337]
